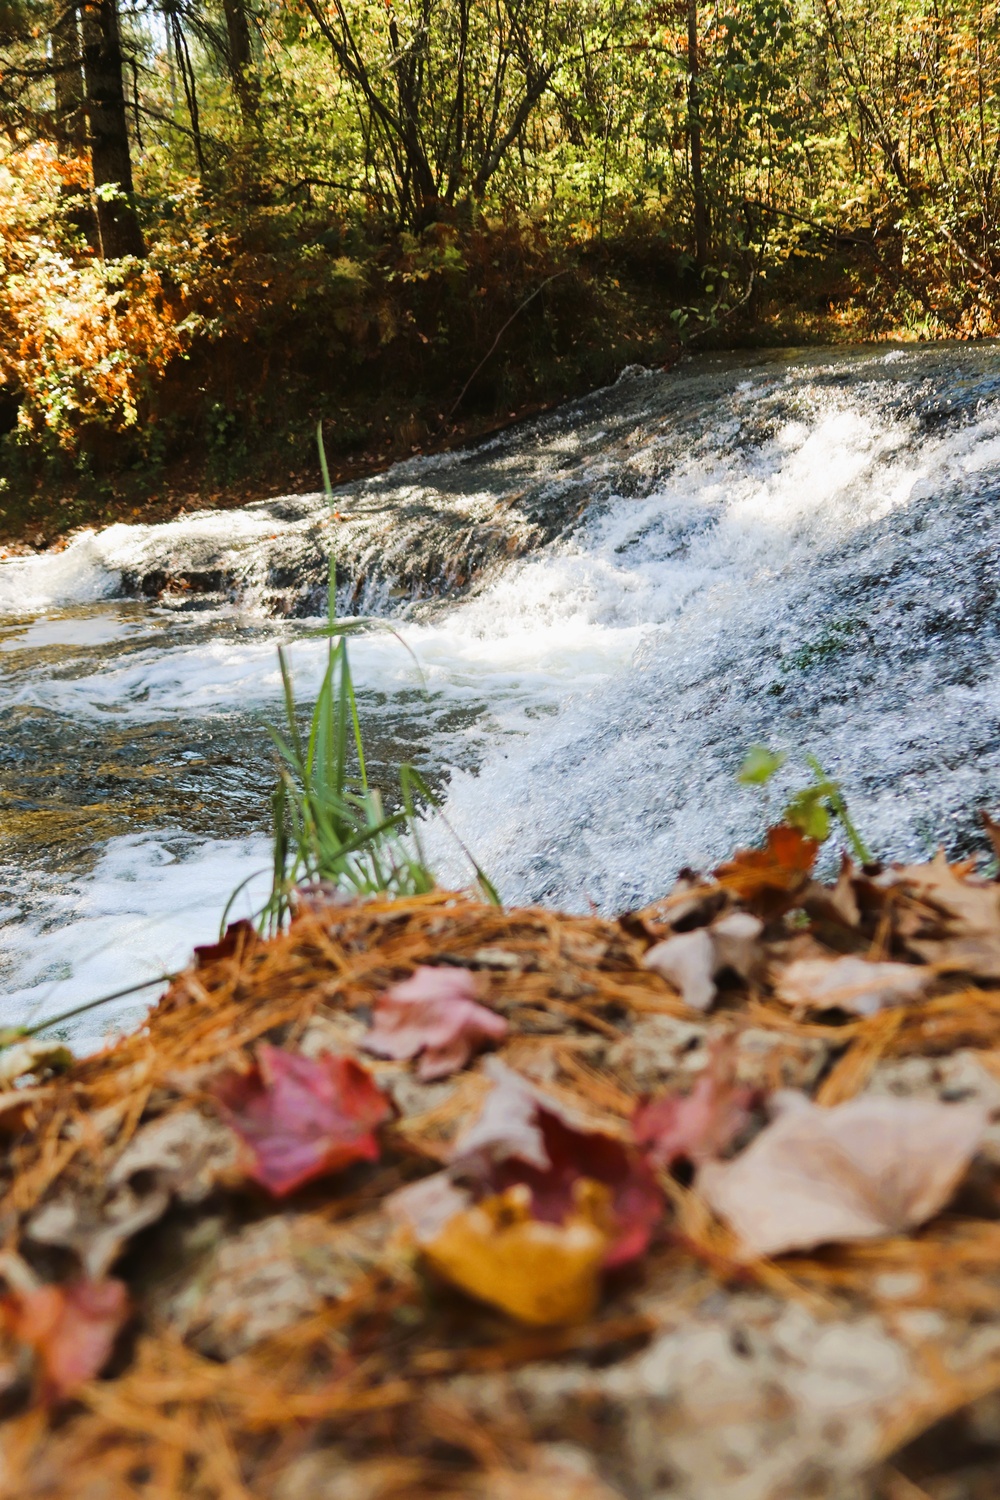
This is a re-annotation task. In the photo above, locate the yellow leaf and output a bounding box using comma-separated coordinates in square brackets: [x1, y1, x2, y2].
[423, 1181, 611, 1327]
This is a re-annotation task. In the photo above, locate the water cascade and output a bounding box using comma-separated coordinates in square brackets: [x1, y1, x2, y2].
[3, 343, 1000, 1044]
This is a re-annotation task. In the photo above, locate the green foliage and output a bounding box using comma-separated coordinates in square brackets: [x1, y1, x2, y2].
[5, 0, 1000, 489]
[738, 745, 787, 785]
[739, 745, 873, 864]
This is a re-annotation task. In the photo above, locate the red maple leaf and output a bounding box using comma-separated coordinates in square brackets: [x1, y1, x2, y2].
[3, 1278, 128, 1401]
[210, 1046, 392, 1196]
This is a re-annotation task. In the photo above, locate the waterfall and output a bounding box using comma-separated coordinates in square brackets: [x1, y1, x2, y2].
[3, 343, 1000, 1042]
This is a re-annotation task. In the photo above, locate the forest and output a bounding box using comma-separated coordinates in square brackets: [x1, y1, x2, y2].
[1, 0, 999, 535]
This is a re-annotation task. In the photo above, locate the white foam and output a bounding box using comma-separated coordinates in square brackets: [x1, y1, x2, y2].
[0, 834, 271, 1050]
[0, 533, 118, 615]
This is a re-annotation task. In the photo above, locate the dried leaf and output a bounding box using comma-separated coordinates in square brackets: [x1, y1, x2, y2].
[0, 1039, 73, 1088]
[452, 1061, 663, 1269]
[882, 856, 1000, 976]
[715, 825, 819, 916]
[772, 955, 930, 1015]
[210, 1046, 392, 1197]
[2, 1278, 128, 1400]
[633, 1041, 755, 1168]
[643, 929, 715, 1010]
[193, 919, 258, 968]
[363, 965, 507, 1080]
[386, 1172, 473, 1243]
[450, 1057, 552, 1169]
[28, 1108, 240, 1278]
[698, 1095, 987, 1259]
[423, 1182, 611, 1326]
[642, 912, 763, 1011]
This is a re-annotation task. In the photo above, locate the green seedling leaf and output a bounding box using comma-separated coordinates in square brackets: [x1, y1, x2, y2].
[738, 745, 787, 785]
[783, 784, 831, 842]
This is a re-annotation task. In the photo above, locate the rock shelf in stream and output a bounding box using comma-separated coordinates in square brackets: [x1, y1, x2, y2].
[5, 831, 1000, 1498]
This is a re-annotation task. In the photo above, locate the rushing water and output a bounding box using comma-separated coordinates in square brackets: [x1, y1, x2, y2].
[3, 343, 1000, 1045]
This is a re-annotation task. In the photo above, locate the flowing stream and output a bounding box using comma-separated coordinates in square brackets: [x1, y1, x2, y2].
[3, 343, 1000, 1046]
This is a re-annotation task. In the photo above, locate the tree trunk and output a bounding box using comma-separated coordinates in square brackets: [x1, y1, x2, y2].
[80, 0, 146, 258]
[51, 2, 87, 154]
[686, 0, 709, 269]
[221, 0, 257, 121]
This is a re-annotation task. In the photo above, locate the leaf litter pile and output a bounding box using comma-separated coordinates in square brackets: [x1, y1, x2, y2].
[8, 829, 1000, 1497]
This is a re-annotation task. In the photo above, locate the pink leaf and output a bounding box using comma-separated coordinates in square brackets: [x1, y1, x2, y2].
[4, 1278, 129, 1400]
[698, 1094, 988, 1258]
[210, 1045, 392, 1196]
[363, 965, 507, 1080]
[632, 1039, 755, 1169]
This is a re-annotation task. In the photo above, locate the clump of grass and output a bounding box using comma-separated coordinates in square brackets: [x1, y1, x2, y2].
[247, 423, 498, 934]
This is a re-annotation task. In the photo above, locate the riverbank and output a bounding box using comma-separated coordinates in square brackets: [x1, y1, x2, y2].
[0, 220, 890, 553]
[3, 835, 1000, 1498]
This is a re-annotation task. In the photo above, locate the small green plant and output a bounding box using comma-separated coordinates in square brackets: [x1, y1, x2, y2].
[738, 744, 873, 864]
[234, 421, 498, 935]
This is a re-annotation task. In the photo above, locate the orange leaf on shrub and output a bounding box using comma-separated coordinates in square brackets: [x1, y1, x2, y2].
[3, 1278, 128, 1400]
[210, 1046, 392, 1196]
[715, 824, 819, 915]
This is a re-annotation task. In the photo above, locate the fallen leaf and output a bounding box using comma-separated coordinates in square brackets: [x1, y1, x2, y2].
[452, 1060, 663, 1268]
[210, 1046, 392, 1197]
[28, 1108, 240, 1278]
[642, 911, 763, 1011]
[423, 1181, 611, 1325]
[632, 1040, 755, 1168]
[363, 965, 507, 1080]
[801, 854, 861, 929]
[715, 825, 819, 916]
[0, 1039, 73, 1087]
[386, 1172, 473, 1243]
[643, 929, 715, 1010]
[450, 1057, 552, 1169]
[772, 955, 930, 1015]
[2, 1278, 128, 1399]
[698, 1095, 987, 1258]
[193, 919, 259, 968]
[883, 855, 1000, 977]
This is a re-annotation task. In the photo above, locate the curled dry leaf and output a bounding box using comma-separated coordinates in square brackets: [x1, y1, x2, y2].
[450, 1057, 552, 1169]
[633, 1040, 755, 1168]
[643, 912, 763, 1012]
[885, 855, 1000, 977]
[193, 919, 259, 968]
[715, 824, 819, 917]
[451, 1059, 663, 1270]
[28, 1107, 239, 1279]
[210, 1045, 392, 1197]
[422, 1181, 611, 1326]
[772, 955, 930, 1015]
[643, 928, 715, 1011]
[2, 1278, 128, 1400]
[0, 1039, 73, 1088]
[698, 1095, 988, 1259]
[363, 965, 507, 1080]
